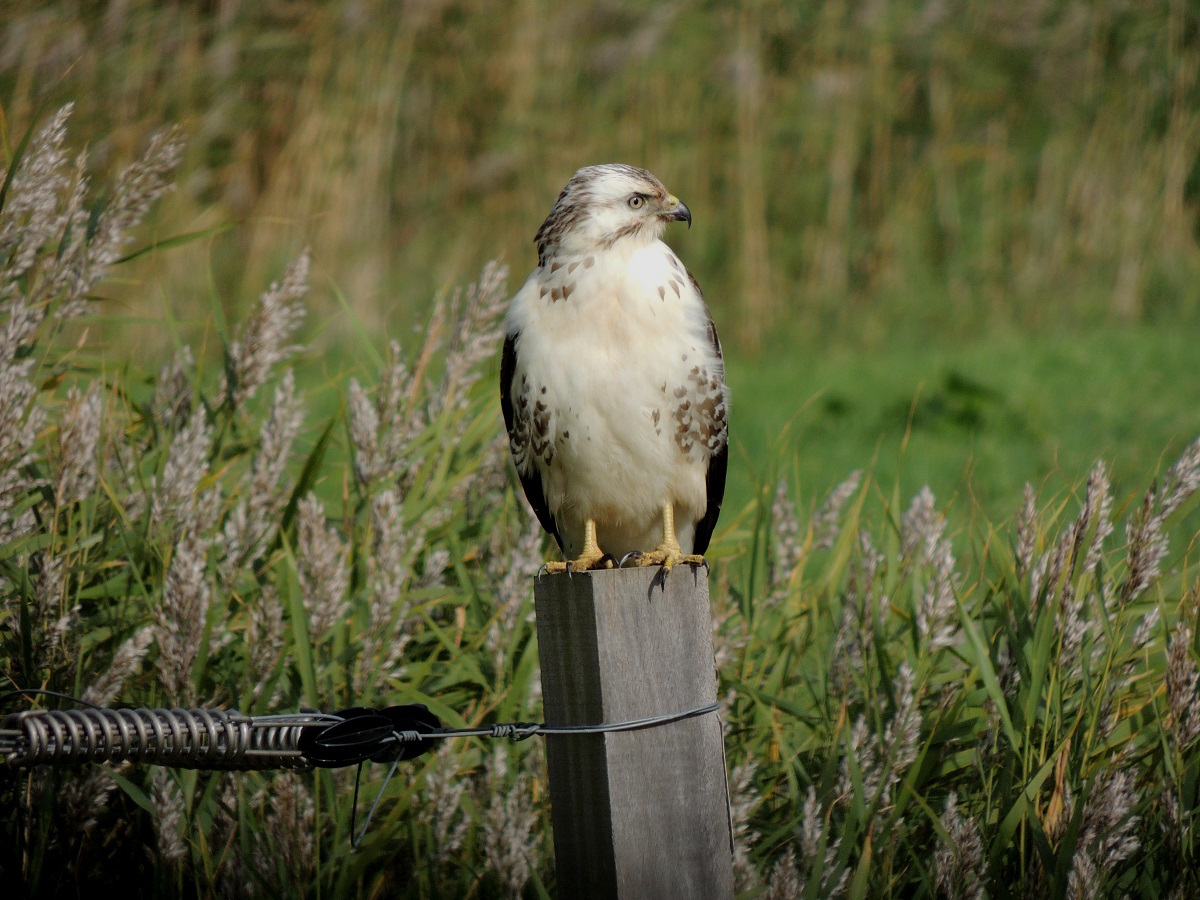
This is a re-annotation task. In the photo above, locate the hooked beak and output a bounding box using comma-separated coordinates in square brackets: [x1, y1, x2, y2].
[664, 195, 692, 229]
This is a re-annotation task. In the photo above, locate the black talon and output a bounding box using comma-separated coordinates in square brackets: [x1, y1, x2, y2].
[618, 551, 643, 568]
[598, 553, 619, 569]
[649, 565, 670, 598]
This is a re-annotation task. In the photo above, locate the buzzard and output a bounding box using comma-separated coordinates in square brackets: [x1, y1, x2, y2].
[501, 164, 728, 578]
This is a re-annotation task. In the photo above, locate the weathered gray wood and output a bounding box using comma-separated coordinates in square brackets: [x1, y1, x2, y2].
[535, 566, 734, 899]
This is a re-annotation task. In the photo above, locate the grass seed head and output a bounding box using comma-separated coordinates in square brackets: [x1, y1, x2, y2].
[295, 493, 351, 643]
[1166, 624, 1200, 748]
[933, 793, 986, 900]
[151, 768, 188, 865]
[813, 469, 861, 550]
[222, 249, 310, 409]
[55, 382, 103, 506]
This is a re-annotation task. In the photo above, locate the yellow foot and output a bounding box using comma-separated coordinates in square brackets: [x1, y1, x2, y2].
[620, 545, 708, 575]
[541, 550, 617, 575]
[540, 518, 616, 576]
[618, 503, 709, 592]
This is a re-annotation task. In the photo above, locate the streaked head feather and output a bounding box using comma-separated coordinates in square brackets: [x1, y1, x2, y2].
[535, 164, 682, 264]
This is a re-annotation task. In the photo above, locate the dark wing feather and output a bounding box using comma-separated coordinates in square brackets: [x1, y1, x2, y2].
[687, 273, 728, 556]
[694, 443, 727, 556]
[501, 332, 563, 550]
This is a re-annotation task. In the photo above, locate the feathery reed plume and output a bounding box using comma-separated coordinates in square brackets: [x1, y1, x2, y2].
[797, 785, 848, 897]
[840, 662, 922, 812]
[347, 339, 429, 488]
[247, 584, 287, 708]
[880, 662, 922, 791]
[420, 547, 452, 589]
[1015, 482, 1038, 579]
[461, 431, 511, 521]
[55, 382, 102, 506]
[0, 105, 182, 323]
[832, 530, 886, 689]
[56, 764, 129, 842]
[712, 588, 749, 676]
[813, 469, 861, 550]
[1067, 769, 1140, 899]
[82, 626, 154, 707]
[252, 772, 315, 884]
[933, 793, 986, 900]
[1161, 785, 1191, 861]
[900, 486, 939, 568]
[222, 250, 310, 409]
[764, 478, 801, 608]
[436, 260, 509, 418]
[917, 530, 959, 653]
[477, 746, 542, 896]
[1166, 623, 1200, 748]
[347, 376, 382, 484]
[1036, 461, 1114, 618]
[764, 848, 802, 900]
[151, 768, 188, 864]
[72, 127, 183, 311]
[360, 489, 417, 690]
[151, 406, 213, 526]
[13, 554, 79, 677]
[348, 261, 506, 490]
[0, 109, 182, 550]
[416, 741, 470, 865]
[902, 489, 959, 652]
[1123, 436, 1200, 604]
[152, 345, 195, 433]
[222, 369, 304, 572]
[485, 514, 541, 674]
[0, 353, 44, 542]
[154, 529, 212, 705]
[0, 105, 76, 285]
[728, 759, 763, 891]
[209, 774, 250, 892]
[295, 493, 351, 643]
[1080, 462, 1114, 578]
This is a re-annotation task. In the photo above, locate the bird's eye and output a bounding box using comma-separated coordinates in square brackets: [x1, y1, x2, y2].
[628, 195, 645, 209]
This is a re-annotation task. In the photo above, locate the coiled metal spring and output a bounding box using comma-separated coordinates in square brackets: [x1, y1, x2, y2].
[0, 707, 320, 770]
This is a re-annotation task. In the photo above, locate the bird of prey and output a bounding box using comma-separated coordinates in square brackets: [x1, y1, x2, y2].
[500, 164, 728, 578]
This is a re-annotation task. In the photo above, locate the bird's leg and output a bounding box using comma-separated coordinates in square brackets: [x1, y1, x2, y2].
[621, 503, 707, 578]
[542, 519, 616, 574]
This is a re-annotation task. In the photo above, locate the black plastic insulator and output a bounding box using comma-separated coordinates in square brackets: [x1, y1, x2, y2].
[298, 704, 442, 767]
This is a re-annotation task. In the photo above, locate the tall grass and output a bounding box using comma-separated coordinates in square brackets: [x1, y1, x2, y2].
[4, 107, 1200, 898]
[0, 108, 547, 897]
[3, 0, 1198, 355]
[723, 461, 1200, 898]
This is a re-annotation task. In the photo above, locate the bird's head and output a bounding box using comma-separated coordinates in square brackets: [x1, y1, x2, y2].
[535, 164, 691, 264]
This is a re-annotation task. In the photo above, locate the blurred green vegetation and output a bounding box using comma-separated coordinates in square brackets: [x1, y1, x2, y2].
[4, 0, 1199, 357]
[730, 323, 1200, 527]
[7, 0, 1199, 526]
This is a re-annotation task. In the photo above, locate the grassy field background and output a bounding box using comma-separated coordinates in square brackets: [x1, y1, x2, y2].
[729, 324, 1200, 529]
[6, 0, 1199, 515]
[4, 1, 1200, 897]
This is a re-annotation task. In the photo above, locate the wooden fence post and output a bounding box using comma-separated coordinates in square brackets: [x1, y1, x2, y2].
[534, 566, 735, 899]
